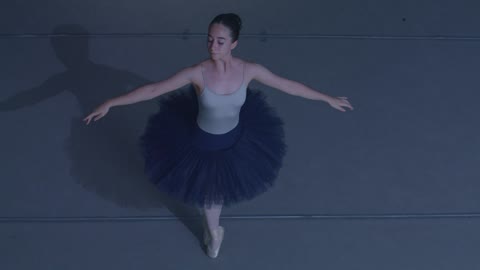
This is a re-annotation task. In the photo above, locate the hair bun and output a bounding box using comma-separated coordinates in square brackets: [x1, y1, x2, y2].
[226, 13, 242, 29]
[234, 15, 242, 30]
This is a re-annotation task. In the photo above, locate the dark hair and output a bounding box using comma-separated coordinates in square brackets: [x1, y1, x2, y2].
[209, 13, 242, 42]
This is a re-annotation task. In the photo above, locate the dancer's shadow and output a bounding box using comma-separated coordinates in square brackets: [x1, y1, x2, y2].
[0, 24, 204, 244]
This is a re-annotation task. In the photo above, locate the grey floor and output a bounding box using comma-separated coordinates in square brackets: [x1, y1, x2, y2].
[1, 1, 480, 269]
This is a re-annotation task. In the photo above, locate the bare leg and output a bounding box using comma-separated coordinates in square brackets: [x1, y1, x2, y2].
[203, 203, 223, 253]
[204, 203, 222, 235]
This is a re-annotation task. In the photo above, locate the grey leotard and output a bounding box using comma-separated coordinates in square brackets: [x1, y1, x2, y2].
[196, 63, 247, 134]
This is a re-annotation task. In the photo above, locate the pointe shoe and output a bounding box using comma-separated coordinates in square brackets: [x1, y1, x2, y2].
[207, 226, 224, 259]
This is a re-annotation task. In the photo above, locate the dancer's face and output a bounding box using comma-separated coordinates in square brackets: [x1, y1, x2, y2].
[207, 23, 238, 60]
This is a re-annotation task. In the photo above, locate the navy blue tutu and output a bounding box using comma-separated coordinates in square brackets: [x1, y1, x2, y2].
[138, 85, 287, 208]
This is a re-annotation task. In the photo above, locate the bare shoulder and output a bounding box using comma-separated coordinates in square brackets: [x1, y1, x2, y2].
[242, 61, 291, 92]
[192, 59, 212, 70]
[181, 62, 202, 74]
[187, 61, 208, 92]
[242, 60, 272, 81]
[243, 60, 269, 73]
[167, 63, 200, 85]
[239, 59, 262, 81]
[239, 58, 256, 68]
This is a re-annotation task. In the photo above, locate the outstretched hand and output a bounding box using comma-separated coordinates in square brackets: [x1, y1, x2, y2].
[83, 102, 111, 125]
[328, 97, 354, 112]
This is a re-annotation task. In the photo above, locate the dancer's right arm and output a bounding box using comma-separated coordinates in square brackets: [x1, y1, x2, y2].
[107, 66, 194, 107]
[83, 66, 194, 125]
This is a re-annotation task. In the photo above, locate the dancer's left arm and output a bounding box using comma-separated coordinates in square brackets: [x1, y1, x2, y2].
[251, 63, 353, 112]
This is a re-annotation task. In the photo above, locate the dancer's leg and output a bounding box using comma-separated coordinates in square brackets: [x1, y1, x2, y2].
[204, 203, 222, 234]
[203, 203, 223, 251]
